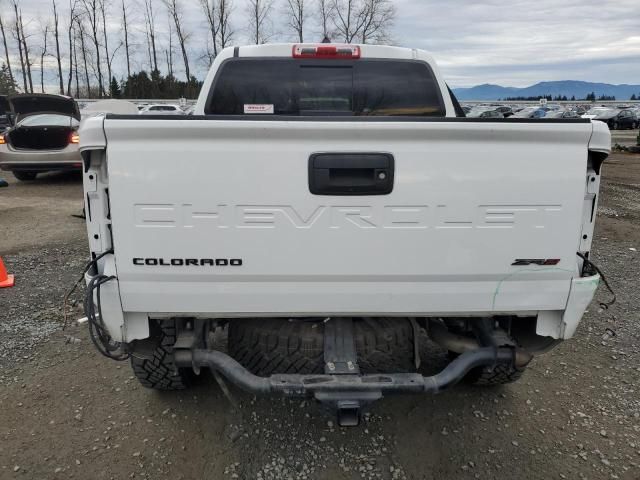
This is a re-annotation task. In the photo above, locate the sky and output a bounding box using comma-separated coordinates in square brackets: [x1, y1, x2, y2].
[7, 0, 640, 91]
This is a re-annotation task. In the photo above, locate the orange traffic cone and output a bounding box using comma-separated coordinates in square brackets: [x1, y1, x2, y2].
[0, 256, 15, 288]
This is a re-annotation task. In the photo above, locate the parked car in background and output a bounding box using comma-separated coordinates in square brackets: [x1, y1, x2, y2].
[545, 110, 581, 119]
[139, 104, 185, 115]
[0, 94, 81, 181]
[493, 106, 514, 117]
[582, 107, 610, 119]
[570, 106, 587, 115]
[583, 108, 638, 129]
[512, 106, 547, 118]
[466, 106, 502, 118]
[477, 109, 503, 118]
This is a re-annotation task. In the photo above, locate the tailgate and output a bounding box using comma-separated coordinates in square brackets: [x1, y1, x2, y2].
[102, 118, 593, 316]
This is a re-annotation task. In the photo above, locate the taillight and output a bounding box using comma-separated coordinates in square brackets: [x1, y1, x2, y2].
[70, 132, 80, 144]
[0, 134, 5, 145]
[292, 44, 361, 59]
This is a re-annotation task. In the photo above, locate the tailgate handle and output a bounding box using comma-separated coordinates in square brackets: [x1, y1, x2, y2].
[308, 153, 394, 196]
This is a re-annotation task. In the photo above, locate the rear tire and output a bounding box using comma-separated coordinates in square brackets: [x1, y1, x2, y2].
[228, 317, 416, 376]
[353, 318, 416, 373]
[228, 318, 325, 376]
[131, 320, 192, 390]
[13, 171, 37, 181]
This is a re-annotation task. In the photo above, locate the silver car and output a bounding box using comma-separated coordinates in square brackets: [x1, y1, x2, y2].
[138, 104, 185, 115]
[0, 94, 82, 181]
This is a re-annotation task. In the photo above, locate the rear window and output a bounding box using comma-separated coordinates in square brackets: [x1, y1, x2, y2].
[17, 114, 79, 127]
[206, 59, 445, 117]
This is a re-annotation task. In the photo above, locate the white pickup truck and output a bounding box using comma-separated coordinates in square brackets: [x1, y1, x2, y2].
[79, 43, 610, 425]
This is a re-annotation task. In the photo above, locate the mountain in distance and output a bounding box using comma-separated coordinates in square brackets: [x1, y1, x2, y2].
[453, 80, 640, 101]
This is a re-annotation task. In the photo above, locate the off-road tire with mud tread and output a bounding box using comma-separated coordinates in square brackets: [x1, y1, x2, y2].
[131, 320, 191, 390]
[228, 318, 325, 375]
[353, 318, 415, 373]
[227, 317, 416, 376]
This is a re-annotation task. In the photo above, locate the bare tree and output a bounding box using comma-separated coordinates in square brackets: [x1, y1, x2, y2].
[143, 0, 158, 72]
[143, 17, 152, 69]
[121, 0, 130, 78]
[199, 0, 218, 63]
[331, 0, 394, 44]
[165, 13, 173, 76]
[11, 1, 28, 92]
[0, 14, 15, 87]
[11, 1, 33, 92]
[39, 24, 49, 93]
[51, 0, 64, 94]
[216, 0, 233, 49]
[165, 47, 171, 77]
[317, 0, 333, 41]
[284, 0, 306, 42]
[66, 0, 80, 95]
[330, 0, 365, 44]
[358, 0, 394, 44]
[106, 40, 122, 93]
[76, 16, 91, 96]
[72, 22, 79, 96]
[18, 9, 34, 92]
[80, 0, 104, 97]
[164, 0, 190, 80]
[246, 0, 273, 45]
[99, 0, 112, 87]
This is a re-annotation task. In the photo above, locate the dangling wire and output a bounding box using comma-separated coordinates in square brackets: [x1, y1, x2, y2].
[84, 273, 130, 361]
[63, 249, 114, 330]
[577, 252, 616, 310]
[62, 249, 130, 361]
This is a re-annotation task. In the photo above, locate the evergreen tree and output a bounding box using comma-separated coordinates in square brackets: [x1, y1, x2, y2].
[109, 76, 122, 98]
[631, 94, 637, 101]
[120, 70, 203, 99]
[0, 63, 17, 95]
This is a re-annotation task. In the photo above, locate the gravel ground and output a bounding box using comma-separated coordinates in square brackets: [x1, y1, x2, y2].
[0, 153, 639, 480]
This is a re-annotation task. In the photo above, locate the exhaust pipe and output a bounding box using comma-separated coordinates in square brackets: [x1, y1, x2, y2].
[428, 320, 533, 368]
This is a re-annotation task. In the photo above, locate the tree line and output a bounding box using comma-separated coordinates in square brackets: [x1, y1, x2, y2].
[503, 93, 627, 102]
[0, 0, 396, 99]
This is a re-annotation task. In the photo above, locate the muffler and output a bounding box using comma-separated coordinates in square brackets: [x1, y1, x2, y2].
[428, 320, 533, 368]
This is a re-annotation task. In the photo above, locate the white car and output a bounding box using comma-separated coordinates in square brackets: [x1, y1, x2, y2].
[79, 43, 610, 425]
[0, 94, 82, 181]
[138, 104, 185, 115]
[582, 107, 613, 120]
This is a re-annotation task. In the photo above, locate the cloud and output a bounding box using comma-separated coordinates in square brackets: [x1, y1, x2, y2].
[392, 0, 640, 86]
[6, 0, 640, 92]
